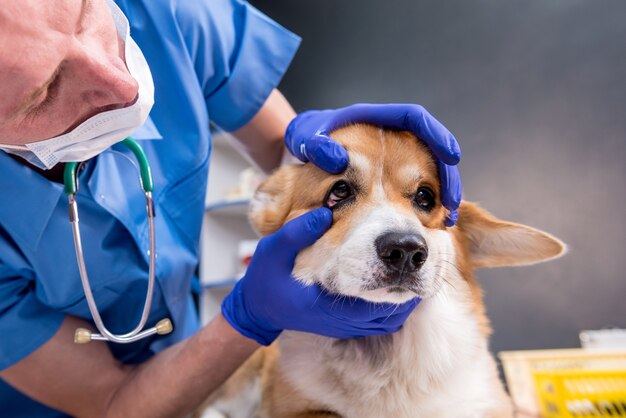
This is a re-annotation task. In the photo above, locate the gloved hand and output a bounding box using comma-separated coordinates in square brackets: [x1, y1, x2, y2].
[222, 208, 420, 346]
[285, 104, 462, 226]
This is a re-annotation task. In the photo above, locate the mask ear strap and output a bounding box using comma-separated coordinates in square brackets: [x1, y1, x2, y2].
[0, 143, 29, 151]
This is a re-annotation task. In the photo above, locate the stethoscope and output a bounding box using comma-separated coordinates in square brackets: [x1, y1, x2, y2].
[63, 138, 172, 344]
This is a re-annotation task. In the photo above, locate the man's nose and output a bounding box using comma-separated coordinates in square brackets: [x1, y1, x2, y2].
[78, 52, 139, 109]
[375, 231, 428, 273]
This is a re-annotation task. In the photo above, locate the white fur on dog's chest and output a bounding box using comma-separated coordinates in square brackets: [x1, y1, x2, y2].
[278, 287, 501, 418]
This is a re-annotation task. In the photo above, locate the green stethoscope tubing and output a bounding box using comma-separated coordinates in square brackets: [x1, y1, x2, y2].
[63, 137, 172, 344]
[63, 137, 153, 195]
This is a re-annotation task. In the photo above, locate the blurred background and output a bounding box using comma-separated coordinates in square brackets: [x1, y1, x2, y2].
[249, 0, 626, 355]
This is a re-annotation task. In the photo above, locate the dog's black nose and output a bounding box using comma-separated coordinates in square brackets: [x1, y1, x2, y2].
[375, 232, 428, 273]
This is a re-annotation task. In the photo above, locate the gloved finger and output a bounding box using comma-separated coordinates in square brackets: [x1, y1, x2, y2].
[387, 297, 421, 315]
[437, 161, 462, 211]
[445, 209, 459, 227]
[302, 134, 349, 174]
[314, 292, 413, 324]
[371, 302, 420, 327]
[310, 291, 383, 322]
[402, 105, 461, 165]
[360, 299, 416, 318]
[315, 324, 402, 338]
[266, 207, 333, 259]
[342, 324, 404, 337]
[365, 298, 420, 325]
[328, 104, 461, 165]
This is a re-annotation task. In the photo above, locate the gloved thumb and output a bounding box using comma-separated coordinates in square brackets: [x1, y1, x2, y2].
[272, 207, 333, 257]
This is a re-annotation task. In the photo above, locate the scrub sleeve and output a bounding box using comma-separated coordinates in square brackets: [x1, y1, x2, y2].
[0, 262, 66, 370]
[176, 0, 302, 131]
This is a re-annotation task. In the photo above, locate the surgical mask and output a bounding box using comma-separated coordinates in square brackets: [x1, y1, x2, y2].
[0, 0, 155, 170]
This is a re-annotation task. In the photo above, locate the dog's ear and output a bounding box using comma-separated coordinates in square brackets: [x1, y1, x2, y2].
[456, 201, 566, 269]
[248, 165, 298, 236]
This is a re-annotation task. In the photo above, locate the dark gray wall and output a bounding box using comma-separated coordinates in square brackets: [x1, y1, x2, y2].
[251, 0, 626, 353]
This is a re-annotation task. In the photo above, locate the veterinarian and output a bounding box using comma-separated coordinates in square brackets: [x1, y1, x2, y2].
[0, 0, 462, 416]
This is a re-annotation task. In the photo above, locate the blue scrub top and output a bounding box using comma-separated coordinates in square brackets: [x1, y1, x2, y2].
[0, 0, 300, 415]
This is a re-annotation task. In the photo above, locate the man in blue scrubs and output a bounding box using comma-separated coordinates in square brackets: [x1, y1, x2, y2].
[0, 0, 462, 416]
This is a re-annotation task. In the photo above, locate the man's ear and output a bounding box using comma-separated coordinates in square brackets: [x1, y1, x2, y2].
[248, 165, 298, 236]
[455, 201, 566, 269]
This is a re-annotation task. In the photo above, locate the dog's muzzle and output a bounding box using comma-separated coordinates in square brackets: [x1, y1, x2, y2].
[375, 231, 428, 284]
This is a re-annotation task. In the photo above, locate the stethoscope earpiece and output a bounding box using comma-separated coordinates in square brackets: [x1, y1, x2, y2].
[74, 318, 173, 344]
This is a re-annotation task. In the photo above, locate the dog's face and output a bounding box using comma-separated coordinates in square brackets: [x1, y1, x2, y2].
[250, 124, 565, 304]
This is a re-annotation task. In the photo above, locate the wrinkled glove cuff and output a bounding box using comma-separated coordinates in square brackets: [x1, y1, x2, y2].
[284, 116, 307, 162]
[221, 282, 282, 346]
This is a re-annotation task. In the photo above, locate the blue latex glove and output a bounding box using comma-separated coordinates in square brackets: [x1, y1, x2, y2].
[285, 104, 462, 226]
[222, 208, 420, 346]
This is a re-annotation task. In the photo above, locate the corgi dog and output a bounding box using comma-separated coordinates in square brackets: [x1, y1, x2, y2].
[202, 124, 565, 418]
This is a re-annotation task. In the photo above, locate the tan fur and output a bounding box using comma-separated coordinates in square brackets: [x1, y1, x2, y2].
[455, 202, 565, 269]
[258, 345, 340, 418]
[192, 349, 266, 418]
[205, 124, 565, 418]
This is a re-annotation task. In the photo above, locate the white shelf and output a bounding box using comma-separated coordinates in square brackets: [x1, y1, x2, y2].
[205, 199, 250, 217]
[204, 133, 252, 209]
[202, 278, 239, 288]
[200, 131, 259, 326]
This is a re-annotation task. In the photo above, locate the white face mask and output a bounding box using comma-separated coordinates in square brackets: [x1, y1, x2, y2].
[0, 0, 155, 170]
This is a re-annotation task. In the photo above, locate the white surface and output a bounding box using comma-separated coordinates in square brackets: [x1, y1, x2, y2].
[580, 328, 626, 349]
[205, 199, 250, 216]
[200, 132, 258, 325]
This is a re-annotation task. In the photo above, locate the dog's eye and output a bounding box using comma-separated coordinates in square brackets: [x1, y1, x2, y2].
[326, 180, 353, 208]
[414, 187, 435, 211]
